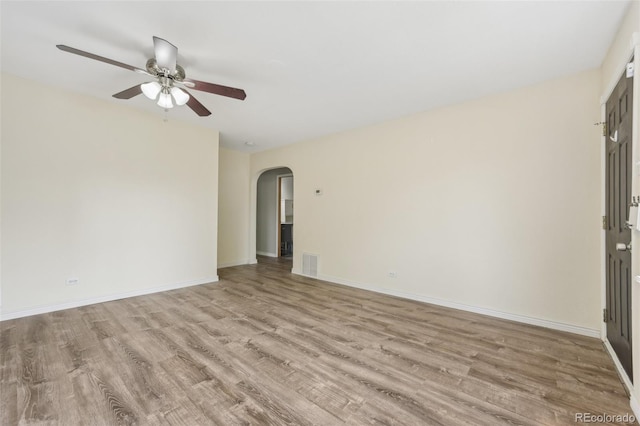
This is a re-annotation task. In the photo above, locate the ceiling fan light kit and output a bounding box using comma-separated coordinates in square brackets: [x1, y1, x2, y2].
[56, 36, 246, 117]
[170, 87, 189, 106]
[140, 81, 161, 99]
[141, 82, 188, 109]
[157, 90, 174, 109]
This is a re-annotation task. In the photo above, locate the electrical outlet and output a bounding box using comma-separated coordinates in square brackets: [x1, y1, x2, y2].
[66, 278, 79, 286]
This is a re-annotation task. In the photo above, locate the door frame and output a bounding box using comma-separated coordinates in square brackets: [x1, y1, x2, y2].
[249, 166, 294, 266]
[600, 36, 639, 399]
[276, 173, 293, 257]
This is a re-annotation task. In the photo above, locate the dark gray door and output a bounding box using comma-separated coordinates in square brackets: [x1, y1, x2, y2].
[605, 62, 634, 380]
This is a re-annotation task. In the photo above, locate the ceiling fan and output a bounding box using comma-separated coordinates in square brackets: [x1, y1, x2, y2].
[56, 36, 246, 117]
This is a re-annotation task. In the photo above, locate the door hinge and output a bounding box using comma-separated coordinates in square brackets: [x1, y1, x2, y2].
[602, 216, 608, 230]
[603, 308, 608, 323]
[594, 121, 607, 136]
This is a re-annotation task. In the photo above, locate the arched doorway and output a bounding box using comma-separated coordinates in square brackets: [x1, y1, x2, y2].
[256, 167, 293, 265]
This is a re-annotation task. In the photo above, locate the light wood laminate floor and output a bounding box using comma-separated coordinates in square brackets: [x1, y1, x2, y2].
[1, 257, 636, 425]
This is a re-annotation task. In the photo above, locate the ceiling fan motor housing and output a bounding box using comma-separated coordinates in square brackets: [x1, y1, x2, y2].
[146, 58, 186, 81]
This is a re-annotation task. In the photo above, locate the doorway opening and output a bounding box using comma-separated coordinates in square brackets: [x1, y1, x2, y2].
[256, 167, 293, 263]
[278, 175, 294, 258]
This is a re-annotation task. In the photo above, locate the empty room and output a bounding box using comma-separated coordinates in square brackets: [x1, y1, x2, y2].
[1, 1, 640, 425]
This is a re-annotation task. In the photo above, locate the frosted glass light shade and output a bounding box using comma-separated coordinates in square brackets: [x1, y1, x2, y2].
[170, 87, 189, 106]
[141, 81, 162, 99]
[157, 92, 174, 109]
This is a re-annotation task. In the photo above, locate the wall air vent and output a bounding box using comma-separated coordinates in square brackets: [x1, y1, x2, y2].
[302, 253, 318, 277]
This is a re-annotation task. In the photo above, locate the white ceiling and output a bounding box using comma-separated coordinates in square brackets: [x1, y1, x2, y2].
[0, 1, 632, 152]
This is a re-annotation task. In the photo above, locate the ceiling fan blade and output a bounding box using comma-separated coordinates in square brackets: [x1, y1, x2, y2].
[182, 78, 246, 100]
[113, 85, 143, 99]
[183, 90, 212, 116]
[153, 36, 177, 73]
[56, 45, 150, 75]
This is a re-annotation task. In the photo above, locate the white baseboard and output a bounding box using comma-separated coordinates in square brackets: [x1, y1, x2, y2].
[0, 276, 219, 321]
[603, 339, 638, 419]
[218, 259, 250, 268]
[293, 271, 600, 338]
[256, 251, 277, 258]
[249, 258, 258, 265]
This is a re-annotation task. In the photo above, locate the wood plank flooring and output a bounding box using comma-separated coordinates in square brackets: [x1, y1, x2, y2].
[1, 257, 636, 425]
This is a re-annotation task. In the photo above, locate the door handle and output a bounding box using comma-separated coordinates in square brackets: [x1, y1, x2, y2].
[616, 242, 632, 251]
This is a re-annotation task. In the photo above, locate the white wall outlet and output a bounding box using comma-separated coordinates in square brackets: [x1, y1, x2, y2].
[387, 271, 397, 278]
[66, 278, 79, 286]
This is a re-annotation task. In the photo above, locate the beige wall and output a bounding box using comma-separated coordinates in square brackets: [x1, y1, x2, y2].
[217, 148, 251, 267]
[250, 69, 602, 333]
[1, 73, 219, 318]
[600, 0, 640, 412]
